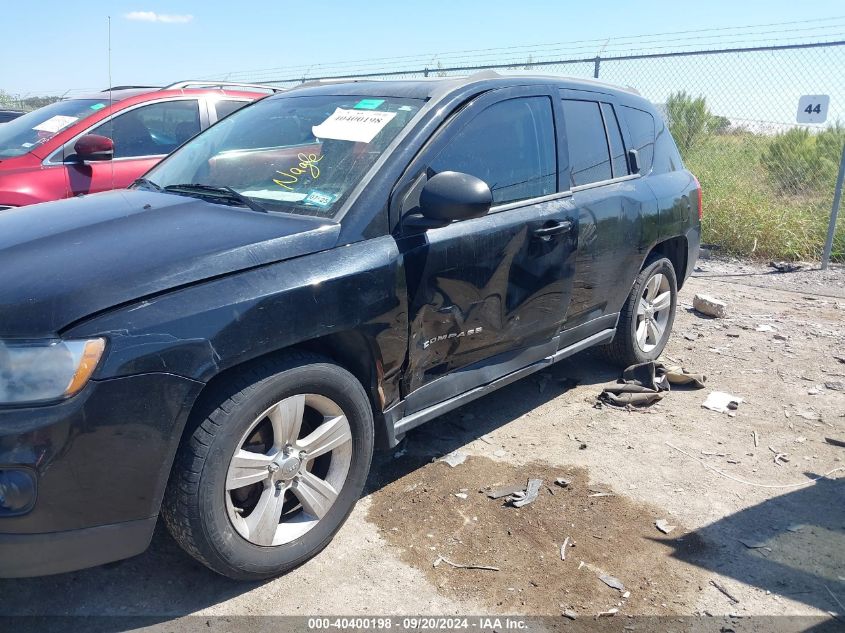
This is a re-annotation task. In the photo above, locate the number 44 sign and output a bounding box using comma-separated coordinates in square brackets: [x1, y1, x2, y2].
[796, 95, 830, 124]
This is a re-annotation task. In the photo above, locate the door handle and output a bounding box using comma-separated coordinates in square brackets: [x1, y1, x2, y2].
[533, 220, 572, 237]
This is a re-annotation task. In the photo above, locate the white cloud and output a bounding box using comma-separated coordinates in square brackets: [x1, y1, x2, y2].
[125, 11, 194, 24]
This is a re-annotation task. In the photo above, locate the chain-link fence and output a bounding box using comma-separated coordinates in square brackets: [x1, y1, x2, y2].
[255, 41, 845, 262]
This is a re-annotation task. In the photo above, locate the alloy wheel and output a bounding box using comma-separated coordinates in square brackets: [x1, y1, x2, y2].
[635, 272, 672, 353]
[224, 393, 352, 546]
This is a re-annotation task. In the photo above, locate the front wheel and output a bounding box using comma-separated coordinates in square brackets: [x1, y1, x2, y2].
[602, 256, 678, 367]
[162, 353, 374, 580]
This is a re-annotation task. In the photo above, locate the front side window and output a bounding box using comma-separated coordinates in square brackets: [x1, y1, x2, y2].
[0, 99, 105, 158]
[429, 97, 556, 205]
[144, 95, 424, 217]
[561, 99, 612, 187]
[90, 100, 201, 159]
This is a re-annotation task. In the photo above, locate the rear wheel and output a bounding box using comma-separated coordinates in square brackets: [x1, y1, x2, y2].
[162, 353, 374, 580]
[602, 256, 678, 367]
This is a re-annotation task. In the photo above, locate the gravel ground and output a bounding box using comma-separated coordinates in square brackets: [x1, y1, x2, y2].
[1, 257, 843, 623]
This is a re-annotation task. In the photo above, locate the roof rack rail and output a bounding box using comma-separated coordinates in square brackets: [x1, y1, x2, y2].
[164, 80, 284, 93]
[102, 85, 161, 91]
[293, 78, 375, 89]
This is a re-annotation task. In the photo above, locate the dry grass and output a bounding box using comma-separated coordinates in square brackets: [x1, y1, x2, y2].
[685, 133, 844, 261]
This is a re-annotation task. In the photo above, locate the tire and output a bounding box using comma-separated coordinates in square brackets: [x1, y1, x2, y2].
[602, 256, 678, 367]
[162, 352, 374, 580]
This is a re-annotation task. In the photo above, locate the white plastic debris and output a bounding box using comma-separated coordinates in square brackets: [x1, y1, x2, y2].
[655, 519, 676, 534]
[437, 451, 467, 467]
[702, 391, 744, 414]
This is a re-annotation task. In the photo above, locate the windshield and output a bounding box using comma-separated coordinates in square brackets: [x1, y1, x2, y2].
[0, 99, 107, 158]
[143, 95, 424, 217]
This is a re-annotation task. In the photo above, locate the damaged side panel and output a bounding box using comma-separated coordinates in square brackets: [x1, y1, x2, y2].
[399, 196, 577, 407]
[66, 236, 409, 409]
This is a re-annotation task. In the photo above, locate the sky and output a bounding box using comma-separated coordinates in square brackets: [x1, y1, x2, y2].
[2, 1, 844, 97]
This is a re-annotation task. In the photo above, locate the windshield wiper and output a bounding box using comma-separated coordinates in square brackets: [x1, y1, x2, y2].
[162, 183, 268, 213]
[132, 177, 162, 192]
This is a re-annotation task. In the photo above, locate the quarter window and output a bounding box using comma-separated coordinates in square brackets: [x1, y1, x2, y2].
[601, 103, 628, 178]
[561, 100, 612, 187]
[89, 100, 201, 159]
[620, 106, 655, 173]
[429, 97, 556, 205]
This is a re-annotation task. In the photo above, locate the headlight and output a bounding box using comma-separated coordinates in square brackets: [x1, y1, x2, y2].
[0, 338, 106, 405]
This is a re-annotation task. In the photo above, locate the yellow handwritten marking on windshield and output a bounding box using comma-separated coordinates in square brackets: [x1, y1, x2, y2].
[273, 153, 323, 190]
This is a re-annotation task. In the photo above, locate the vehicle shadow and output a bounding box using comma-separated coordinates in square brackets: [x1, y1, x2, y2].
[0, 352, 618, 622]
[366, 350, 617, 494]
[660, 472, 845, 617]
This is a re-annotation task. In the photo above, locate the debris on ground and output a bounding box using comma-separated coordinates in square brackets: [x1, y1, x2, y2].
[694, 294, 728, 318]
[598, 383, 665, 407]
[702, 391, 744, 414]
[437, 451, 467, 467]
[554, 477, 572, 488]
[579, 560, 625, 592]
[769, 261, 804, 273]
[485, 484, 527, 499]
[562, 609, 577, 620]
[598, 361, 706, 407]
[433, 555, 499, 572]
[824, 437, 845, 449]
[710, 579, 740, 604]
[599, 574, 625, 591]
[509, 478, 543, 508]
[453, 493, 468, 499]
[752, 430, 759, 448]
[560, 536, 571, 560]
[597, 608, 619, 617]
[755, 324, 777, 332]
[655, 519, 676, 534]
[835, 355, 845, 365]
[825, 381, 845, 392]
[769, 446, 790, 465]
[588, 491, 614, 498]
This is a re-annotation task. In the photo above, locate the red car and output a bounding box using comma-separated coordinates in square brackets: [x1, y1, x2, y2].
[0, 81, 280, 209]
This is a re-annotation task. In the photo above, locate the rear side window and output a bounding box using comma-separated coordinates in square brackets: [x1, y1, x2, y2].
[90, 100, 201, 159]
[214, 100, 250, 121]
[601, 103, 628, 178]
[561, 100, 612, 187]
[430, 97, 556, 205]
[620, 106, 655, 173]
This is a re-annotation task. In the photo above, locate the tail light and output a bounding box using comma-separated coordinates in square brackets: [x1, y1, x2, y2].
[693, 176, 703, 220]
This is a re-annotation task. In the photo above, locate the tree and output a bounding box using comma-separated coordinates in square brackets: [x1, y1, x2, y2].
[665, 91, 720, 154]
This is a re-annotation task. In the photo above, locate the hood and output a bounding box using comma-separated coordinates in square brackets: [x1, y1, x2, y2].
[0, 190, 340, 336]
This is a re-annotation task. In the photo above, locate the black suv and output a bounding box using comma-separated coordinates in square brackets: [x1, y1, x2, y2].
[0, 74, 700, 580]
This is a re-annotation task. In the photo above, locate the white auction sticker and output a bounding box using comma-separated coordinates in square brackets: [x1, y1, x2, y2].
[312, 108, 397, 143]
[796, 95, 829, 124]
[32, 115, 79, 134]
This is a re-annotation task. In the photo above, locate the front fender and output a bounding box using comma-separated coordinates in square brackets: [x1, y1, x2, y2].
[65, 236, 409, 407]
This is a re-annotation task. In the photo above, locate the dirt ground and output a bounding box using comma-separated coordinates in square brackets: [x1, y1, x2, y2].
[1, 258, 843, 623]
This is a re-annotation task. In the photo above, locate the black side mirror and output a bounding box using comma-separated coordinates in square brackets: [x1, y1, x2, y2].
[627, 148, 640, 175]
[419, 171, 492, 222]
[74, 134, 114, 162]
